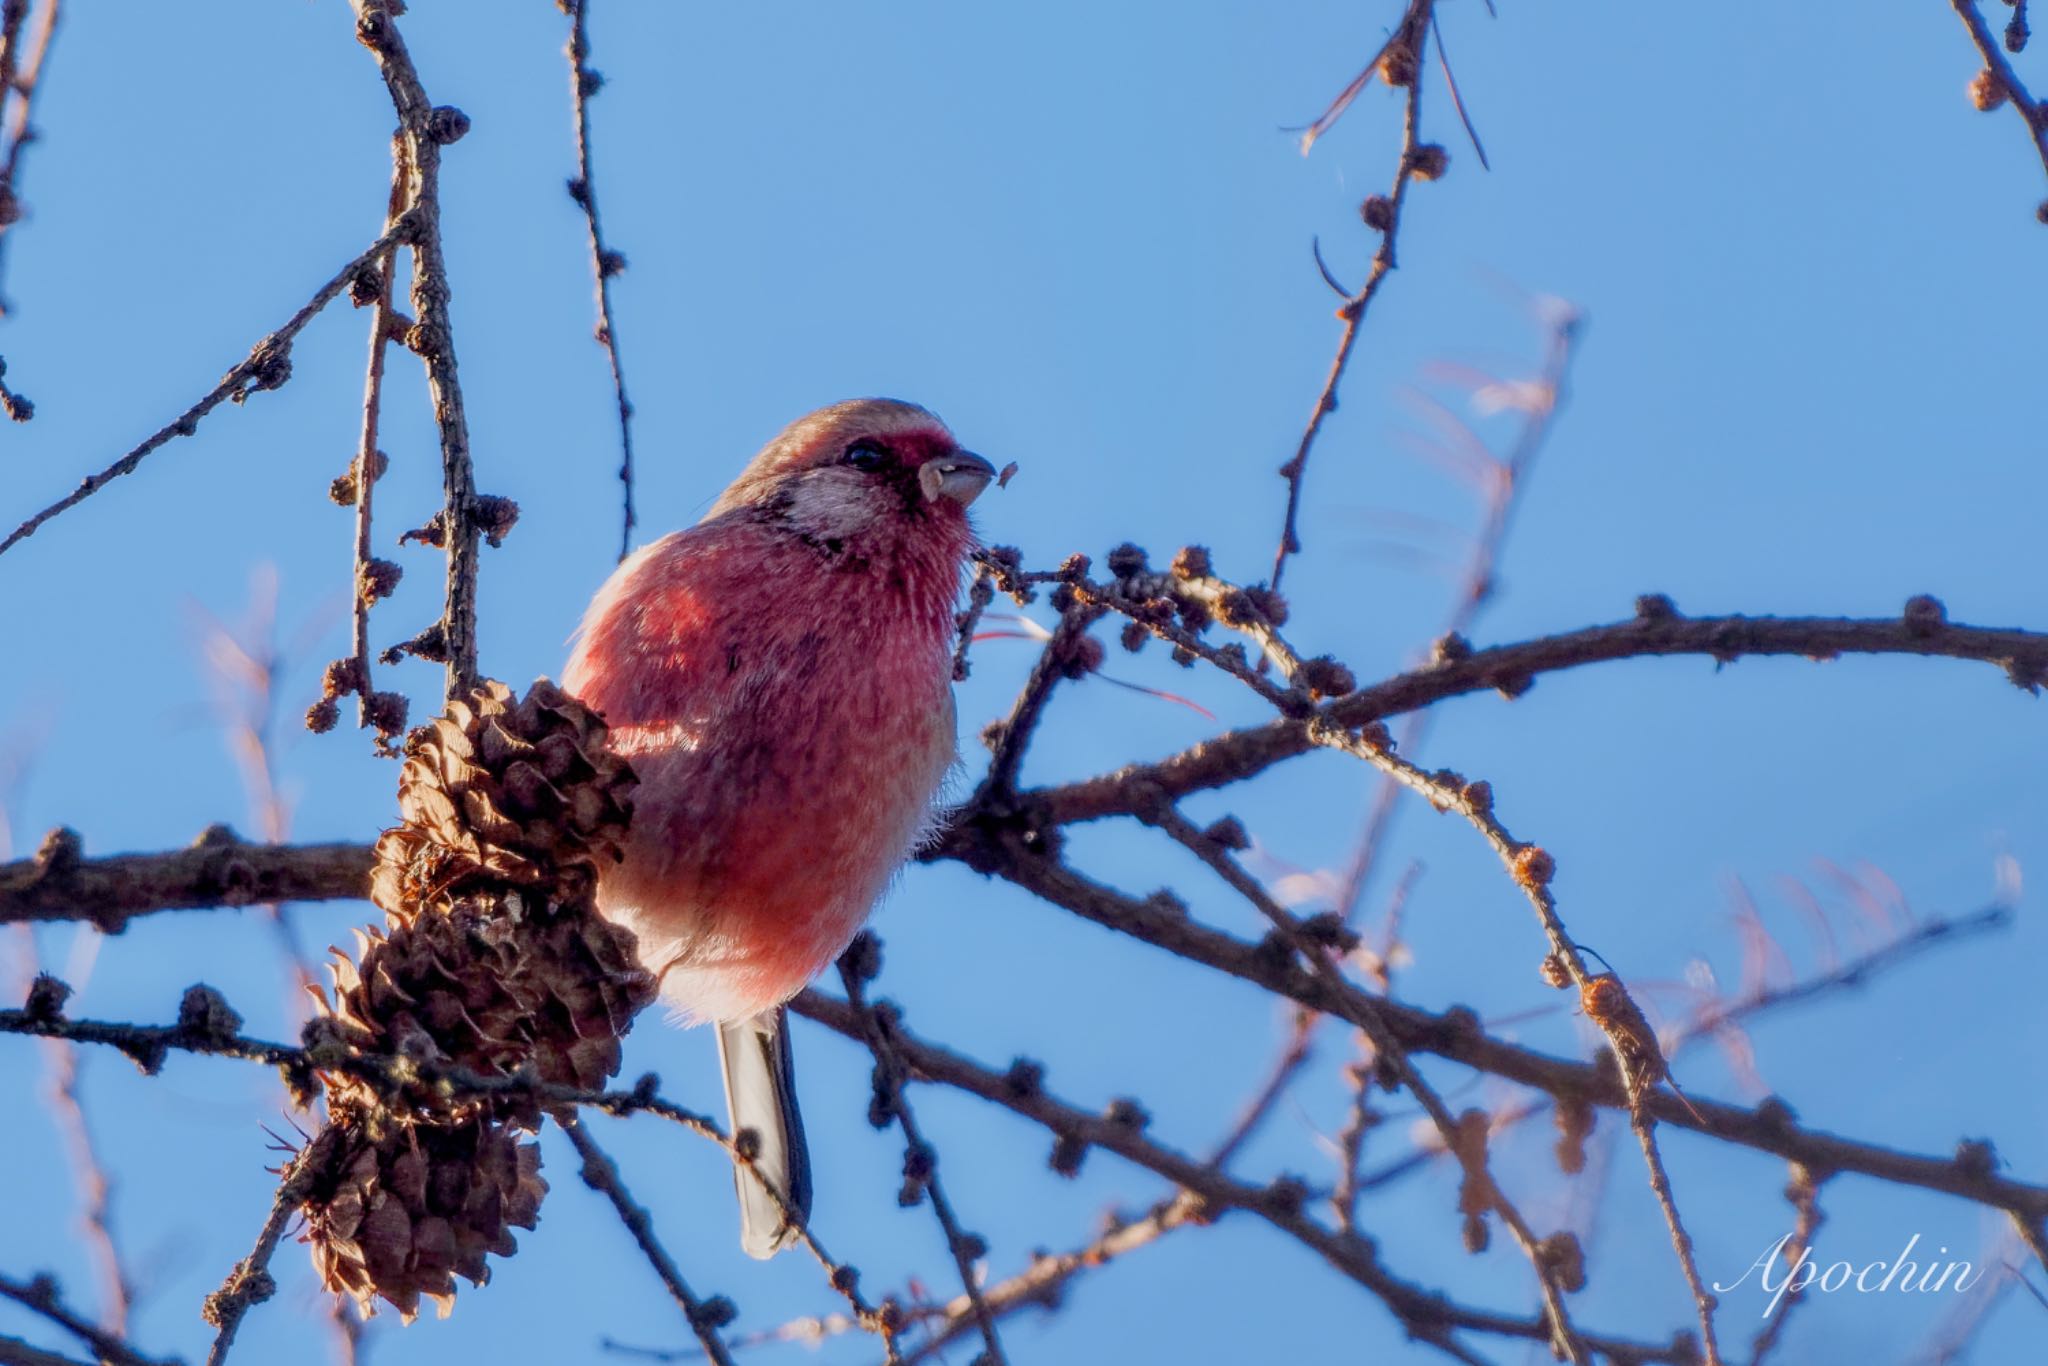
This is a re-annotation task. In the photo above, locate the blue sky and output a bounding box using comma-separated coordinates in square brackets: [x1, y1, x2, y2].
[3, 2, 2044, 1363]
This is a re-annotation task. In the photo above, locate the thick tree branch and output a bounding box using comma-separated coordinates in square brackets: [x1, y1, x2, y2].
[0, 828, 372, 932]
[14, 608, 2036, 931]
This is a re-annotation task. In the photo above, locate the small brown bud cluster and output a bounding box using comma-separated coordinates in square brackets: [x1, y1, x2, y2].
[1002, 1057, 1045, 1099]
[1406, 144, 1449, 181]
[1553, 1096, 1595, 1174]
[1902, 593, 1947, 637]
[1451, 1108, 1494, 1254]
[1170, 544, 1212, 580]
[24, 973, 72, 1022]
[359, 557, 403, 606]
[349, 264, 385, 309]
[1104, 1097, 1150, 1131]
[1634, 592, 1678, 621]
[474, 496, 521, 550]
[1512, 845, 1555, 891]
[1970, 69, 2007, 112]
[1360, 194, 1394, 232]
[1537, 1231, 1588, 1293]
[329, 449, 390, 506]
[1953, 1137, 1998, 1179]
[425, 105, 471, 145]
[176, 983, 244, 1042]
[233, 338, 294, 403]
[1049, 1132, 1089, 1177]
[1294, 655, 1356, 699]
[1202, 815, 1250, 850]
[1379, 42, 1417, 88]
[1106, 542, 1149, 578]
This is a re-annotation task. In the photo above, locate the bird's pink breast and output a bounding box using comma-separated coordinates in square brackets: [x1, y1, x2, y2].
[563, 515, 965, 1023]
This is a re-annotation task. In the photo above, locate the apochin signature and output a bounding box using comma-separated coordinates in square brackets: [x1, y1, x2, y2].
[1714, 1233, 1984, 1317]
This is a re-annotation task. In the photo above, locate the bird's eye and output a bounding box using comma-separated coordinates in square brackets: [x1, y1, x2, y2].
[843, 441, 887, 471]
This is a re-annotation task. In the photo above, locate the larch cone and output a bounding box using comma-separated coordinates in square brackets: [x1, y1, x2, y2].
[298, 680, 656, 1320]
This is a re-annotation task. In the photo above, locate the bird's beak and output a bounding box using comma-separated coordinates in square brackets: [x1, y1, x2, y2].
[919, 450, 998, 506]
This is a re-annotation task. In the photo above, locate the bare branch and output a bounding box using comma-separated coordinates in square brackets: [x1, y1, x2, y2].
[0, 0, 59, 316]
[0, 1273, 171, 1366]
[200, 1145, 321, 1366]
[837, 941, 1009, 1366]
[794, 987, 1691, 1366]
[1273, 0, 1436, 591]
[560, 0, 639, 562]
[0, 828, 372, 932]
[347, 0, 485, 700]
[1949, 0, 2048, 213]
[0, 214, 417, 561]
[1018, 605, 2048, 830]
[558, 1114, 739, 1366]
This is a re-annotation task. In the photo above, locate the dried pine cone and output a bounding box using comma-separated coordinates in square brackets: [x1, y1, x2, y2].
[368, 678, 636, 906]
[302, 1113, 546, 1322]
[304, 679, 655, 1321]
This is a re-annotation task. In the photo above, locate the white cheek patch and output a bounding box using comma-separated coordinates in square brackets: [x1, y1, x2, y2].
[785, 472, 882, 540]
[917, 462, 945, 503]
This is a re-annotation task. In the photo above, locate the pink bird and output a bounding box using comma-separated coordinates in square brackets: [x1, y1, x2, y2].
[562, 398, 997, 1257]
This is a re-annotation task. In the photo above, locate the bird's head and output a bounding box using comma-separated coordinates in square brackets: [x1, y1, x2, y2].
[707, 398, 997, 555]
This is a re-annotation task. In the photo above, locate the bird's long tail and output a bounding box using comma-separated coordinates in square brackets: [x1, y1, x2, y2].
[715, 1007, 812, 1259]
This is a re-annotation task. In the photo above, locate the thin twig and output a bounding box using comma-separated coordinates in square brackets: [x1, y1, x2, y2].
[41, 1038, 131, 1338]
[1145, 802, 1588, 1362]
[558, 1114, 740, 1366]
[1950, 0, 2048, 208]
[973, 600, 1104, 801]
[0, 0, 59, 315]
[0, 356, 29, 422]
[0, 214, 416, 561]
[200, 1144, 321, 1366]
[0, 1273, 170, 1366]
[793, 990, 1690, 1366]
[1273, 0, 1435, 592]
[1302, 719, 1723, 1359]
[0, 1335, 94, 1366]
[1226, 312, 1581, 1167]
[560, 0, 638, 561]
[1429, 8, 1488, 171]
[838, 945, 1009, 1366]
[343, 135, 410, 748]
[1746, 1165, 1824, 1366]
[348, 0, 483, 700]
[898, 1193, 1206, 1365]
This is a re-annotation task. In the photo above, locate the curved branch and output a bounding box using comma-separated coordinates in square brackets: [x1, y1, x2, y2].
[1014, 607, 2047, 830]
